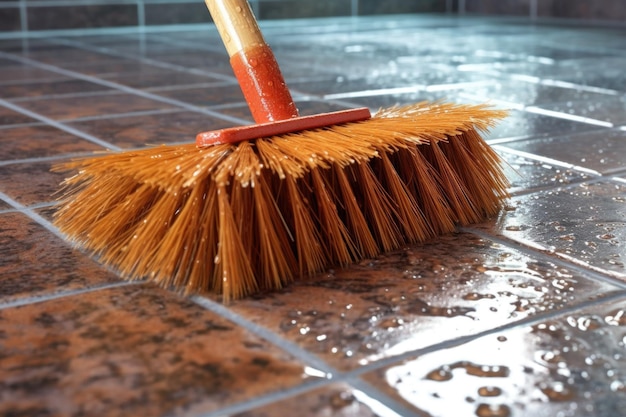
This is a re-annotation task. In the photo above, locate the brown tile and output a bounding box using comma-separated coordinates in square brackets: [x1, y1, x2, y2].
[229, 233, 620, 371]
[0, 65, 62, 83]
[68, 110, 234, 148]
[362, 296, 626, 416]
[0, 212, 120, 303]
[0, 285, 308, 416]
[27, 4, 138, 31]
[234, 383, 386, 417]
[158, 83, 245, 107]
[497, 149, 594, 195]
[16, 93, 175, 120]
[475, 181, 626, 280]
[104, 70, 224, 90]
[0, 106, 36, 126]
[0, 125, 102, 161]
[0, 160, 66, 206]
[1, 79, 110, 99]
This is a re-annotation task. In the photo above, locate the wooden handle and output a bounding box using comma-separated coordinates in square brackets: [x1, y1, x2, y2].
[204, 0, 265, 57]
[204, 0, 299, 123]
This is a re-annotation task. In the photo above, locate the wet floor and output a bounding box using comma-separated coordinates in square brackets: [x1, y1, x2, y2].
[1, 14, 625, 417]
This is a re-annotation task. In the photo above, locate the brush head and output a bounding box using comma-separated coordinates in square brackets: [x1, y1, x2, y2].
[53, 102, 509, 301]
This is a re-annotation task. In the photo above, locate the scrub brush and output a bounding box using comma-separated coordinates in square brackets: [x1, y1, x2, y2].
[53, 0, 509, 301]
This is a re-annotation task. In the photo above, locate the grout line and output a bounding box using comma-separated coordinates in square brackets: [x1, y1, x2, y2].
[0, 281, 138, 310]
[191, 295, 335, 375]
[0, 152, 97, 167]
[0, 97, 122, 151]
[343, 290, 626, 380]
[347, 377, 422, 417]
[0, 190, 69, 241]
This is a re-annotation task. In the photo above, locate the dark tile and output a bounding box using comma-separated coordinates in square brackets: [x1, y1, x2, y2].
[229, 233, 619, 371]
[466, 0, 530, 15]
[103, 70, 224, 90]
[538, 0, 626, 21]
[233, 383, 388, 417]
[0, 285, 308, 417]
[16, 93, 176, 120]
[1, 79, 110, 100]
[476, 181, 626, 279]
[0, 8, 20, 32]
[0, 65, 63, 83]
[0, 212, 121, 303]
[363, 296, 626, 417]
[483, 109, 601, 142]
[0, 160, 66, 206]
[157, 83, 245, 107]
[145, 1, 211, 26]
[68, 110, 235, 148]
[0, 106, 36, 126]
[0, 125, 102, 161]
[501, 128, 626, 175]
[529, 96, 626, 126]
[497, 149, 594, 195]
[359, 0, 447, 15]
[27, 4, 138, 31]
[258, 0, 351, 19]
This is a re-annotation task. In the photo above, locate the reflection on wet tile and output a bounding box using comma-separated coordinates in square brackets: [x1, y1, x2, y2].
[363, 296, 626, 417]
[230, 233, 620, 371]
[0, 125, 101, 161]
[0, 212, 121, 303]
[157, 83, 245, 107]
[0, 285, 308, 417]
[484, 109, 600, 142]
[500, 129, 626, 175]
[105, 70, 224, 90]
[16, 92, 175, 120]
[233, 384, 387, 417]
[478, 181, 626, 279]
[530, 95, 626, 126]
[497, 149, 594, 195]
[0, 161, 66, 206]
[68, 110, 234, 148]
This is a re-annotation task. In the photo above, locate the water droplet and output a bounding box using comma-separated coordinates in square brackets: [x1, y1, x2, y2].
[540, 381, 576, 401]
[475, 403, 511, 417]
[478, 386, 502, 397]
[426, 366, 453, 381]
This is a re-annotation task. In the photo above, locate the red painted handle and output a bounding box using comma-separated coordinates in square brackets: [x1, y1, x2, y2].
[205, 0, 299, 123]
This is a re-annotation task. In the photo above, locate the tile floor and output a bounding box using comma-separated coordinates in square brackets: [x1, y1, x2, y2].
[1, 14, 626, 417]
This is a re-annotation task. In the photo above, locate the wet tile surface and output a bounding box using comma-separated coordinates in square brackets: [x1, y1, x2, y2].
[363, 297, 626, 417]
[229, 233, 621, 371]
[0, 211, 121, 303]
[0, 285, 308, 417]
[1, 14, 626, 417]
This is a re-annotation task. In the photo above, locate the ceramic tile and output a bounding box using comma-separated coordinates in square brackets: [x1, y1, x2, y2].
[0, 65, 62, 83]
[229, 233, 620, 371]
[0, 211, 121, 303]
[0, 160, 66, 206]
[232, 383, 388, 417]
[157, 83, 246, 107]
[16, 92, 176, 120]
[497, 149, 594, 195]
[67, 110, 235, 148]
[476, 181, 626, 279]
[530, 95, 626, 126]
[26, 4, 138, 31]
[483, 109, 601, 142]
[0, 106, 37, 126]
[362, 296, 626, 417]
[0, 284, 308, 417]
[0, 125, 102, 161]
[1, 78, 110, 100]
[500, 129, 626, 175]
[104, 70, 225, 90]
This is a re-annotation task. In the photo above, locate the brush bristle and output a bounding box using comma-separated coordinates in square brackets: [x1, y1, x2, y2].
[53, 102, 509, 301]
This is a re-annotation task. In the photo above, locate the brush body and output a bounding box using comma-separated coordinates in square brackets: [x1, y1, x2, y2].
[54, 102, 508, 301]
